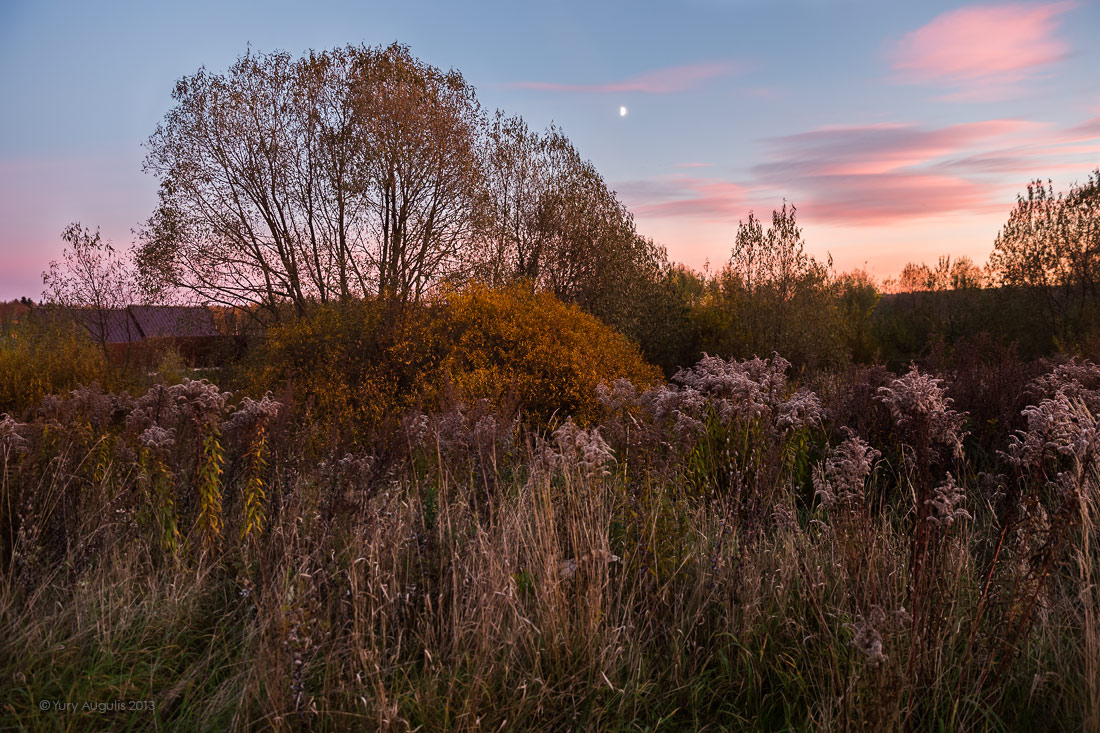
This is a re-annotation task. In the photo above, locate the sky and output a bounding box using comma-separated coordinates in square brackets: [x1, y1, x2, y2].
[1, 0, 1099, 299]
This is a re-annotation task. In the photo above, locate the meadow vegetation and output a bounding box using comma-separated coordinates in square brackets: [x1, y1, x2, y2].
[4, 42, 1100, 730]
[3, 291, 1100, 730]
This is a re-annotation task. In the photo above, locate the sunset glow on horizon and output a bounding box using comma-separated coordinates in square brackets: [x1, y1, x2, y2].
[1, 0, 1098, 298]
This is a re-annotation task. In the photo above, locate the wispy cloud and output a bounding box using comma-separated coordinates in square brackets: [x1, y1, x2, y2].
[621, 115, 1100, 232]
[1065, 116, 1100, 142]
[617, 175, 751, 220]
[506, 61, 741, 94]
[888, 2, 1076, 101]
[752, 119, 1042, 224]
[773, 173, 997, 224]
[755, 120, 1037, 177]
[741, 86, 780, 99]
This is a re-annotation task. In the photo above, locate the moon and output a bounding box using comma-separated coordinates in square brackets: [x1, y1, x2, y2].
[619, 106, 628, 117]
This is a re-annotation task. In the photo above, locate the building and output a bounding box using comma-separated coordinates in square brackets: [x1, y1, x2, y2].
[36, 305, 223, 364]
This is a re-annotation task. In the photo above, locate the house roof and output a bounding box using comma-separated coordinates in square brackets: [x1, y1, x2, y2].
[128, 306, 218, 339]
[37, 305, 219, 343]
[71, 308, 143, 344]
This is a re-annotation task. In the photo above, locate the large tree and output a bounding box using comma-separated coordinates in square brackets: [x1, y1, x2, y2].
[138, 43, 483, 316]
[477, 111, 549, 285]
[476, 114, 665, 335]
[138, 42, 671, 341]
[354, 45, 483, 303]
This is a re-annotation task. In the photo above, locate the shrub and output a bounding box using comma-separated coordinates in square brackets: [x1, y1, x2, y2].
[428, 283, 662, 421]
[0, 315, 113, 415]
[243, 299, 433, 434]
[245, 284, 662, 435]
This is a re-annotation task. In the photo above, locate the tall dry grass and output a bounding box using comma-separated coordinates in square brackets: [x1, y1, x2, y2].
[1, 356, 1099, 730]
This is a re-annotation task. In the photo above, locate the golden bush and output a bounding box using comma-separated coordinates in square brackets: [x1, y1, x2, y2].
[428, 283, 662, 420]
[246, 284, 661, 430]
[245, 299, 439, 434]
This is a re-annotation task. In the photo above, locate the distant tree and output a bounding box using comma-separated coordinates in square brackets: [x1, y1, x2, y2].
[875, 254, 1006, 366]
[723, 204, 842, 366]
[948, 256, 985, 290]
[691, 267, 751, 362]
[42, 222, 139, 352]
[730, 204, 827, 295]
[836, 269, 881, 363]
[988, 170, 1100, 344]
[890, 255, 985, 293]
[624, 261, 705, 375]
[890, 263, 932, 294]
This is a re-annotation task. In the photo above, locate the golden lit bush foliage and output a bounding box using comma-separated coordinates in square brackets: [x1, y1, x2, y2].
[247, 284, 661, 430]
[244, 300, 435, 430]
[428, 282, 661, 420]
[0, 316, 112, 414]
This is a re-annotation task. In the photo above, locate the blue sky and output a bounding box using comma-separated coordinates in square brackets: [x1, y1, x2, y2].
[2, 0, 1099, 298]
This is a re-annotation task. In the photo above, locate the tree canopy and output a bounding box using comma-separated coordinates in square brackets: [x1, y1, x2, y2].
[137, 44, 661, 324]
[988, 170, 1100, 342]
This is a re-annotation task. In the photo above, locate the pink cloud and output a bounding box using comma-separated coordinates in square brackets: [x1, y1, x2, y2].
[930, 117, 1100, 177]
[1064, 116, 1100, 142]
[756, 115, 1100, 227]
[757, 120, 1035, 177]
[616, 175, 751, 221]
[889, 2, 1075, 100]
[751, 120, 1049, 225]
[935, 142, 1100, 176]
[507, 60, 741, 94]
[618, 113, 1100, 275]
[620, 120, 1035, 229]
[937, 154, 1095, 177]
[790, 173, 999, 224]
